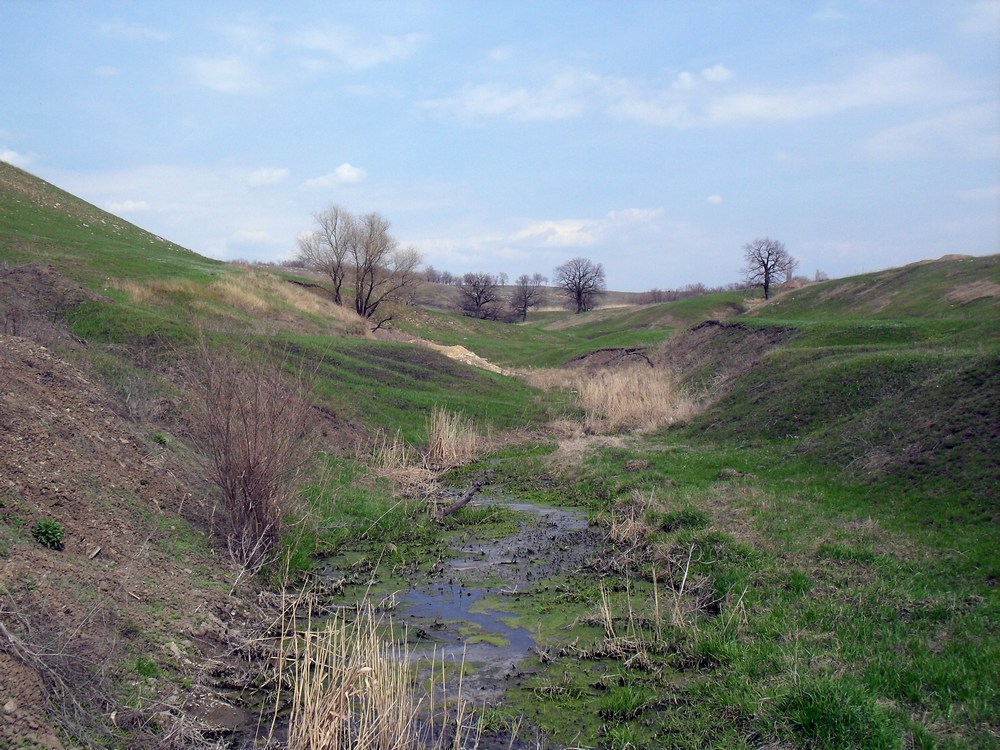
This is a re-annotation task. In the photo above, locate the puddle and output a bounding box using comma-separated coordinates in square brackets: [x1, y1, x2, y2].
[392, 496, 599, 701]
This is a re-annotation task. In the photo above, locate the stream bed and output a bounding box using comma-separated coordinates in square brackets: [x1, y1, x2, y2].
[392, 498, 600, 702]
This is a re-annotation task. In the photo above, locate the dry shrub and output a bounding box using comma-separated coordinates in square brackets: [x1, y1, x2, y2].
[423, 408, 482, 469]
[188, 337, 316, 567]
[276, 599, 480, 750]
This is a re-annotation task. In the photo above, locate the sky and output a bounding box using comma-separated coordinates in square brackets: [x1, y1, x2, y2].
[2, 1, 998, 291]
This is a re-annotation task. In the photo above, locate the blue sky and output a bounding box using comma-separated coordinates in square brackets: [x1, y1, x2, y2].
[2, 1, 998, 291]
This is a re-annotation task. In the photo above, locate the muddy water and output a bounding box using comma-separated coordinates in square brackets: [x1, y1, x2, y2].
[394, 497, 598, 702]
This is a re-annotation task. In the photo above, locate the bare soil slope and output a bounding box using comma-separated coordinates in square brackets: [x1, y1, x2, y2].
[0, 335, 254, 747]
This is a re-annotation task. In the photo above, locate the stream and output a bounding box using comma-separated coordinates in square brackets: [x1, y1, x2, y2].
[391, 497, 600, 702]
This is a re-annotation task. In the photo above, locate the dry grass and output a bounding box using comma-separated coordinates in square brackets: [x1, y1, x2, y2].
[274, 598, 480, 750]
[369, 428, 437, 497]
[522, 364, 699, 434]
[423, 408, 483, 470]
[368, 409, 486, 500]
[577, 365, 698, 433]
[110, 270, 369, 334]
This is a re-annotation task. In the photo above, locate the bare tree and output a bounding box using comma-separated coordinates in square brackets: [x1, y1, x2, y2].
[458, 272, 504, 319]
[297, 205, 357, 305]
[742, 237, 796, 300]
[554, 257, 606, 313]
[510, 273, 547, 322]
[349, 212, 423, 330]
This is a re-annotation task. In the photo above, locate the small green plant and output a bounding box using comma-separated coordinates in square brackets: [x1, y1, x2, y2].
[152, 432, 168, 446]
[31, 519, 64, 550]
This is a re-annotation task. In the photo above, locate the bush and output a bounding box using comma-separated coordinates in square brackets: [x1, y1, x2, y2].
[188, 336, 317, 568]
[31, 519, 64, 550]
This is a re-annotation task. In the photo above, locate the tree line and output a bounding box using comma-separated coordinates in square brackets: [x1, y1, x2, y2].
[453, 257, 607, 322]
[295, 205, 815, 327]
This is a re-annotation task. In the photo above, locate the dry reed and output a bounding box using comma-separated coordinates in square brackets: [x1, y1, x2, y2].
[577, 365, 697, 433]
[276, 598, 481, 750]
[423, 408, 482, 469]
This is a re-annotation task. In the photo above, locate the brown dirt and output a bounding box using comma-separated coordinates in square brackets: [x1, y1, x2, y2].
[654, 319, 795, 397]
[0, 264, 101, 346]
[0, 334, 268, 747]
[947, 279, 1000, 305]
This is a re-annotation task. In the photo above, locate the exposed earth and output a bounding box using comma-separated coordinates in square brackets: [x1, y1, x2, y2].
[0, 333, 270, 748]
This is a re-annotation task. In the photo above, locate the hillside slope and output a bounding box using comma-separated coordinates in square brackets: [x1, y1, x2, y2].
[658, 254, 1000, 507]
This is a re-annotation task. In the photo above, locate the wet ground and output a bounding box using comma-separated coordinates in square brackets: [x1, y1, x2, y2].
[393, 496, 603, 703]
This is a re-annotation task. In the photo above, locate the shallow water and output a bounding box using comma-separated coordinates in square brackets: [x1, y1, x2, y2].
[392, 497, 596, 701]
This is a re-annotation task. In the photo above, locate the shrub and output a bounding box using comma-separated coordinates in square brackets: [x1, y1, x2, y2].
[188, 336, 317, 568]
[31, 519, 64, 550]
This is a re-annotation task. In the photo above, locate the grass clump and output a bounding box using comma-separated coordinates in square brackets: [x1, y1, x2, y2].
[276, 599, 481, 750]
[31, 519, 64, 551]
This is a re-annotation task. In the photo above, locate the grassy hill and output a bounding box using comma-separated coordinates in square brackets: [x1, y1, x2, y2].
[1, 162, 997, 749]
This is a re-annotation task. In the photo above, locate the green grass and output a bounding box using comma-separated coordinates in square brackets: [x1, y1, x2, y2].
[480, 433, 998, 747]
[0, 161, 222, 287]
[284, 334, 557, 444]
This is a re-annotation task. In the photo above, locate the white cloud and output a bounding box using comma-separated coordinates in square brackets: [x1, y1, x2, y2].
[673, 72, 696, 90]
[701, 64, 733, 83]
[422, 54, 957, 129]
[419, 72, 594, 121]
[106, 199, 150, 213]
[301, 163, 367, 190]
[187, 56, 268, 94]
[706, 195, 724, 205]
[811, 2, 847, 23]
[512, 218, 603, 247]
[290, 26, 423, 70]
[0, 148, 33, 168]
[864, 103, 1000, 161]
[956, 184, 1000, 201]
[488, 46, 516, 63]
[958, 0, 1000, 37]
[98, 21, 169, 42]
[247, 167, 290, 187]
[705, 54, 962, 125]
[95, 65, 119, 78]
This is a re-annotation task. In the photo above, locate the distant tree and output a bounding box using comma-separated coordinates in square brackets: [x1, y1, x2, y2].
[510, 273, 547, 322]
[352, 212, 423, 330]
[440, 270, 454, 286]
[458, 272, 504, 319]
[814, 269, 829, 282]
[296, 204, 357, 305]
[741, 237, 796, 300]
[554, 257, 606, 313]
[424, 265, 442, 284]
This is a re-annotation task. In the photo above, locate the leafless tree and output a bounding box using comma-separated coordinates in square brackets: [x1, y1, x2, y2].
[352, 212, 423, 330]
[296, 205, 357, 305]
[458, 272, 504, 319]
[554, 257, 606, 313]
[510, 273, 547, 322]
[742, 237, 796, 300]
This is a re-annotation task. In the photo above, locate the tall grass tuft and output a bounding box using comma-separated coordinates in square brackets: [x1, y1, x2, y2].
[424, 408, 482, 469]
[521, 364, 699, 433]
[577, 365, 697, 433]
[277, 598, 481, 750]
